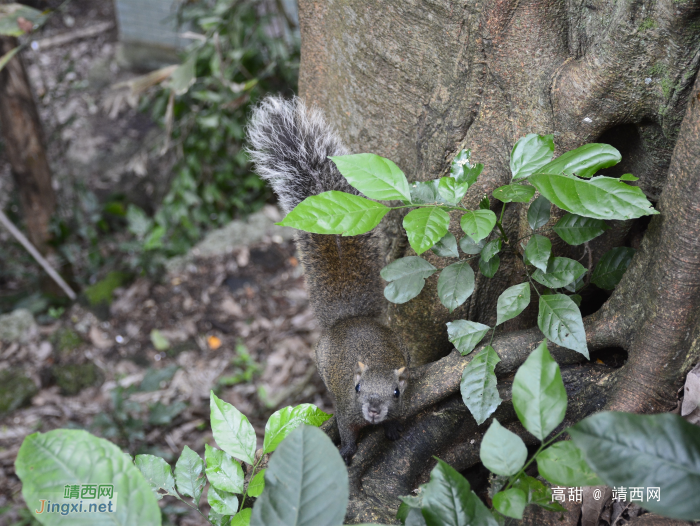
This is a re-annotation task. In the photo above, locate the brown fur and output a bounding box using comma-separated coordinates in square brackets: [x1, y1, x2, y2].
[316, 316, 409, 464]
[296, 231, 385, 329]
[247, 96, 411, 464]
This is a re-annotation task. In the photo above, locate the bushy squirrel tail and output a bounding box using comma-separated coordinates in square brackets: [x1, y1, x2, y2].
[246, 95, 356, 213]
[246, 96, 386, 329]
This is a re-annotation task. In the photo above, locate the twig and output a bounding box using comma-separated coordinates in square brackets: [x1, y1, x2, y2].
[0, 209, 77, 300]
[31, 21, 114, 51]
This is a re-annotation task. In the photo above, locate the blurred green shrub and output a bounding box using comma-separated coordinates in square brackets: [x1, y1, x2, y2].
[132, 0, 300, 270]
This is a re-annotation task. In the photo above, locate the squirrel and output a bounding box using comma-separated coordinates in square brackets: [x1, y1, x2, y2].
[247, 96, 410, 464]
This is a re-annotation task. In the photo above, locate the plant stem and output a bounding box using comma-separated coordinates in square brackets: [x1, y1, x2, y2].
[239, 456, 264, 513]
[502, 429, 568, 492]
[523, 264, 541, 298]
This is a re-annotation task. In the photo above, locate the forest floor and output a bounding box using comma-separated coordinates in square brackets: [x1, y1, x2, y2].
[0, 1, 331, 524]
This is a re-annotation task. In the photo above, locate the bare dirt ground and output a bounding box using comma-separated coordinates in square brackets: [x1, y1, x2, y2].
[0, 2, 331, 524]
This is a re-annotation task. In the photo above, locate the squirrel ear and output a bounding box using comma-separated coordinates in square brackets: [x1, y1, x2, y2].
[395, 367, 408, 389]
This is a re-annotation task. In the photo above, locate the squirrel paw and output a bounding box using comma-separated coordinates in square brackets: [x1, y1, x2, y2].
[339, 442, 358, 466]
[384, 421, 403, 441]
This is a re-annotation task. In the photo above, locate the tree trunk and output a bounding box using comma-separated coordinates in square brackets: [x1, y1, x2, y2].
[299, 0, 700, 523]
[0, 36, 55, 253]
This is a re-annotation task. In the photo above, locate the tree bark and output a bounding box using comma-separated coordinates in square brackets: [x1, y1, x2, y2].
[299, 0, 700, 523]
[0, 36, 55, 253]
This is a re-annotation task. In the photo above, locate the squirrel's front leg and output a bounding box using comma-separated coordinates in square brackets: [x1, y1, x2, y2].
[337, 418, 360, 466]
[383, 420, 403, 441]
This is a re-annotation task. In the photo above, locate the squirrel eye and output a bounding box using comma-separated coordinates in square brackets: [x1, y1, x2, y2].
[394, 388, 400, 398]
[355, 384, 360, 393]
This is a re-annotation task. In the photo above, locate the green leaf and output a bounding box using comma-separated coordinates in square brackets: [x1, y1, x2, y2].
[496, 283, 531, 326]
[263, 404, 331, 454]
[527, 195, 551, 230]
[479, 196, 490, 210]
[532, 257, 586, 289]
[456, 164, 484, 187]
[0, 4, 48, 36]
[620, 173, 639, 181]
[135, 454, 177, 499]
[330, 154, 411, 201]
[480, 239, 502, 263]
[0, 46, 19, 73]
[15, 429, 161, 525]
[460, 210, 497, 243]
[492, 489, 527, 520]
[410, 179, 450, 205]
[450, 150, 483, 189]
[150, 329, 170, 351]
[421, 458, 498, 526]
[396, 502, 411, 523]
[231, 508, 253, 526]
[438, 177, 468, 204]
[250, 426, 348, 526]
[208, 485, 238, 515]
[564, 273, 585, 293]
[569, 412, 700, 521]
[591, 247, 635, 290]
[207, 509, 230, 526]
[247, 469, 266, 498]
[536, 441, 604, 487]
[538, 294, 588, 358]
[175, 446, 205, 505]
[451, 149, 471, 170]
[278, 191, 389, 236]
[512, 475, 566, 512]
[437, 261, 475, 313]
[461, 346, 502, 425]
[126, 204, 152, 238]
[210, 391, 256, 465]
[399, 493, 423, 508]
[404, 207, 451, 255]
[140, 364, 178, 392]
[143, 225, 166, 250]
[538, 143, 621, 179]
[169, 55, 197, 96]
[459, 235, 486, 255]
[381, 257, 438, 304]
[447, 320, 491, 355]
[405, 509, 427, 526]
[512, 340, 568, 440]
[205, 445, 245, 494]
[510, 134, 555, 180]
[528, 174, 658, 220]
[553, 213, 609, 245]
[431, 232, 459, 258]
[492, 184, 536, 203]
[480, 420, 527, 476]
[524, 235, 552, 273]
[479, 254, 500, 278]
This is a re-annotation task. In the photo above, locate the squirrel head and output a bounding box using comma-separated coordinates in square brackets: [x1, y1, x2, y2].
[353, 362, 408, 424]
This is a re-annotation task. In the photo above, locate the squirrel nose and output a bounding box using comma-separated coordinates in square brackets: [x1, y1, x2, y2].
[367, 400, 383, 417]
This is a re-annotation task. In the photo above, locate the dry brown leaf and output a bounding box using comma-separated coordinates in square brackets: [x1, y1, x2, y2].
[89, 325, 113, 349]
[220, 296, 244, 318]
[681, 363, 700, 424]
